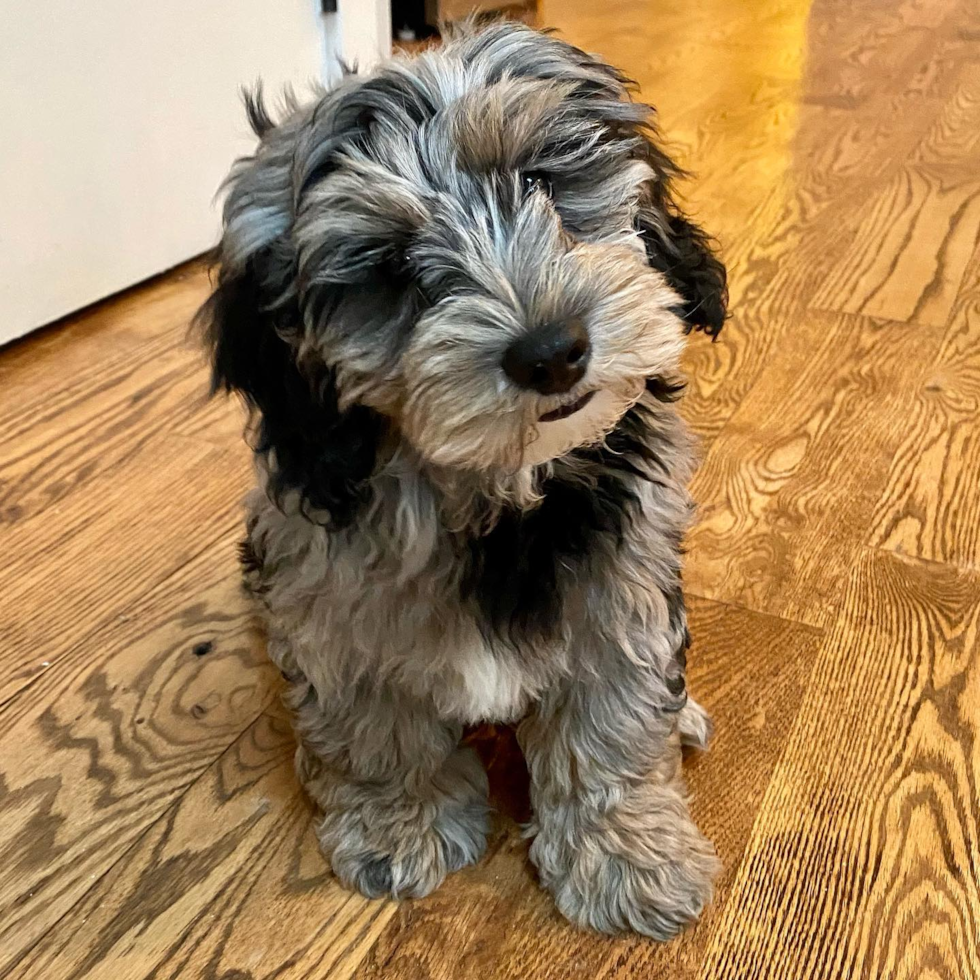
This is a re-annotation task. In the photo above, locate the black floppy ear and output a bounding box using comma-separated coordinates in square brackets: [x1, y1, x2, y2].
[197, 91, 382, 528]
[634, 141, 728, 337]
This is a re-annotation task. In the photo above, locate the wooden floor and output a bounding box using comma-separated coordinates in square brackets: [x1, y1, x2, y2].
[2, 0, 979, 976]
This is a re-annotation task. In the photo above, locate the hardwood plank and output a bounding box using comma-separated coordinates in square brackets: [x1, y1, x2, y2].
[171, 387, 248, 449]
[909, 62, 980, 174]
[0, 261, 208, 408]
[0, 265, 243, 526]
[0, 534, 277, 974]
[811, 167, 980, 327]
[675, 1, 977, 444]
[685, 309, 943, 628]
[0, 338, 238, 527]
[809, 45, 980, 326]
[349, 598, 823, 980]
[696, 548, 980, 980]
[11, 712, 397, 980]
[868, 245, 980, 569]
[0, 434, 250, 705]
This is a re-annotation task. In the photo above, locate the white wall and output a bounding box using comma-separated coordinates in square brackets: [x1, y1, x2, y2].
[0, 0, 390, 345]
[333, 0, 393, 74]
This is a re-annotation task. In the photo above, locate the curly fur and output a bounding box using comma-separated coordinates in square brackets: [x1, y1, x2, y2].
[199, 20, 727, 939]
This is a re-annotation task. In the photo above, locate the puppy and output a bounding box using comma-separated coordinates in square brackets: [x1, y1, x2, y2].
[200, 21, 727, 939]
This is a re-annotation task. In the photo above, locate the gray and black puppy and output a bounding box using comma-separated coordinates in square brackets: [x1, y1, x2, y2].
[200, 20, 728, 939]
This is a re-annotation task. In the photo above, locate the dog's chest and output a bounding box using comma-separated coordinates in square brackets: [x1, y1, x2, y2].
[457, 644, 532, 723]
[438, 636, 535, 724]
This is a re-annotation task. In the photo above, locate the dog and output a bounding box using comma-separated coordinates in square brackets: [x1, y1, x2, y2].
[199, 20, 727, 939]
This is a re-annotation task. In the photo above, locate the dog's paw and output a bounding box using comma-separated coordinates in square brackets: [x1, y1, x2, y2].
[540, 836, 719, 940]
[328, 794, 490, 900]
[315, 748, 490, 900]
[530, 790, 719, 939]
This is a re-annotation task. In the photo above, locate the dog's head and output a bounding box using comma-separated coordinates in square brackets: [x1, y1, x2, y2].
[201, 22, 727, 524]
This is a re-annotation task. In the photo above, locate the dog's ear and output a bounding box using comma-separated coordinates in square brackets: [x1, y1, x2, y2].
[632, 137, 728, 338]
[198, 90, 382, 528]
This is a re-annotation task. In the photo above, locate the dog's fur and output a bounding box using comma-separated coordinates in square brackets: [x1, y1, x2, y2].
[200, 21, 727, 939]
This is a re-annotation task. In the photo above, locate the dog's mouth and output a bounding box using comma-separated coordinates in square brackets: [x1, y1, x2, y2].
[538, 390, 596, 423]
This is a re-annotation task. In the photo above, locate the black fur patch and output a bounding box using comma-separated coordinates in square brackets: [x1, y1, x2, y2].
[663, 672, 686, 700]
[664, 583, 686, 635]
[201, 248, 384, 529]
[461, 404, 673, 647]
[243, 85, 276, 137]
[661, 623, 690, 709]
[628, 127, 729, 338]
[640, 210, 728, 338]
[646, 376, 686, 403]
[669, 620, 690, 676]
[238, 537, 263, 576]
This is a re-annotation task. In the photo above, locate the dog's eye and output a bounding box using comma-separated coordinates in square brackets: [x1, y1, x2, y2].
[520, 171, 553, 199]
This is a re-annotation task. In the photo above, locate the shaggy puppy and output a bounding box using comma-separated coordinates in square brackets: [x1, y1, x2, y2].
[200, 21, 727, 939]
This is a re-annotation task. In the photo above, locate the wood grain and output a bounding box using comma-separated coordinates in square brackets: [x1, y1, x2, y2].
[868, 244, 980, 570]
[0, 435, 250, 706]
[0, 535, 276, 974]
[698, 548, 980, 980]
[812, 167, 980, 326]
[685, 309, 943, 628]
[673, 0, 980, 445]
[0, 264, 242, 526]
[12, 712, 398, 980]
[2, 0, 980, 977]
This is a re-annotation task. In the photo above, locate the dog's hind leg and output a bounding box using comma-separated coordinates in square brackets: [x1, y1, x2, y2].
[278, 653, 490, 900]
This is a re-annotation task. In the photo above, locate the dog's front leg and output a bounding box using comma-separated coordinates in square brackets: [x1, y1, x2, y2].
[519, 649, 719, 939]
[282, 667, 490, 900]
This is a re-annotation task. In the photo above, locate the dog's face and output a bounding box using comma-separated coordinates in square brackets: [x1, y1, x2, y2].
[296, 69, 688, 472]
[204, 23, 726, 520]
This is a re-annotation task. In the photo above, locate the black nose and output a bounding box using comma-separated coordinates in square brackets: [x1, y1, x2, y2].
[502, 320, 591, 395]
